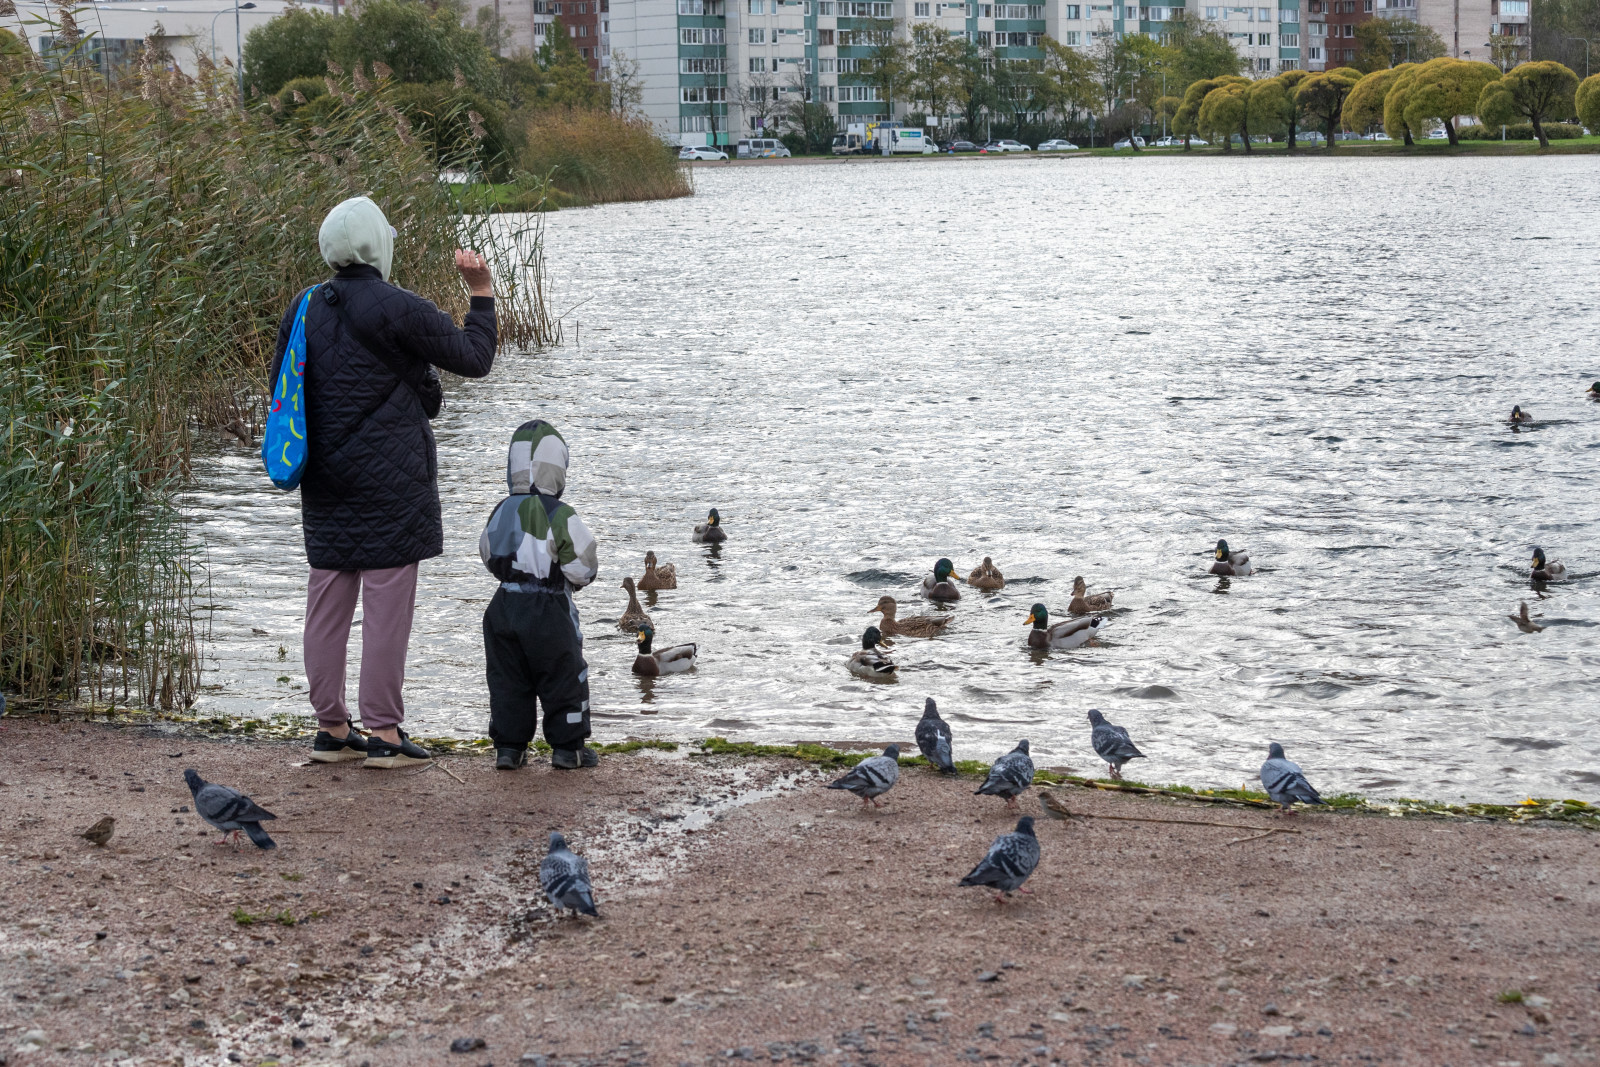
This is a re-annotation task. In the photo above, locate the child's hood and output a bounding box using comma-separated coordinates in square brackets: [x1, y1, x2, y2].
[506, 419, 568, 498]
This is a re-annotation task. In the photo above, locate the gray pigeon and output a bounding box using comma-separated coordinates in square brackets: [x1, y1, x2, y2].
[826, 745, 901, 808]
[959, 816, 1040, 903]
[183, 768, 276, 849]
[539, 832, 598, 917]
[1259, 742, 1325, 814]
[915, 698, 956, 774]
[975, 739, 1034, 812]
[1088, 708, 1145, 780]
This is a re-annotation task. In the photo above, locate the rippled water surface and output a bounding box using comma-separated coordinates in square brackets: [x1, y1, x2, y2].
[192, 154, 1600, 801]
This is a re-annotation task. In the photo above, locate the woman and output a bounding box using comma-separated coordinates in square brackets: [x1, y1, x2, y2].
[269, 196, 496, 768]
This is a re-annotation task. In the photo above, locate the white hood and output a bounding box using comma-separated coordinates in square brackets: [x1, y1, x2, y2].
[318, 196, 393, 281]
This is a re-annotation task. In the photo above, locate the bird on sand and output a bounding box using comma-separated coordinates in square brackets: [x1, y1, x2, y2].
[1259, 742, 1325, 815]
[183, 768, 277, 849]
[826, 745, 900, 809]
[79, 816, 115, 847]
[1087, 708, 1145, 780]
[975, 740, 1034, 812]
[1509, 602, 1544, 633]
[959, 816, 1040, 903]
[915, 697, 956, 774]
[540, 832, 598, 917]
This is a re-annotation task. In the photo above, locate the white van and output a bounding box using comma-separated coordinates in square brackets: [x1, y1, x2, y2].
[876, 128, 937, 154]
[736, 138, 793, 159]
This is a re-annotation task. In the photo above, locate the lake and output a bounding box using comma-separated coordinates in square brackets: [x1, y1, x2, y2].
[190, 153, 1600, 802]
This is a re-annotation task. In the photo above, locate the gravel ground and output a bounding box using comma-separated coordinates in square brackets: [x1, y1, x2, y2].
[1, 718, 1597, 1067]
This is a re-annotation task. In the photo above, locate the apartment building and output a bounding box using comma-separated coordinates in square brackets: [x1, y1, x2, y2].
[608, 0, 1315, 145]
[1300, 0, 1498, 71]
[466, 0, 608, 72]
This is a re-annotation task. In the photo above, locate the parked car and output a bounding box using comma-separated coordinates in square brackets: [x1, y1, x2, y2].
[1036, 139, 1079, 151]
[1425, 127, 1448, 139]
[736, 137, 792, 159]
[679, 145, 729, 161]
[1112, 136, 1147, 150]
[1153, 136, 1180, 147]
[983, 139, 1031, 152]
[946, 140, 979, 152]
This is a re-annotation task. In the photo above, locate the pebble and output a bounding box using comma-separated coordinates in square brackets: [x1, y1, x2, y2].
[1122, 974, 1146, 990]
[450, 1037, 487, 1053]
[976, 972, 1000, 983]
[1261, 1002, 1280, 1016]
[1262, 1025, 1295, 1038]
[1210, 1023, 1237, 1036]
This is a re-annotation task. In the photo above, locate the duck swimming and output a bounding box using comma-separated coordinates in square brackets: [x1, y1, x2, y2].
[870, 595, 952, 639]
[1209, 539, 1253, 576]
[1025, 604, 1104, 650]
[692, 508, 727, 543]
[631, 623, 697, 676]
[1530, 547, 1567, 582]
[636, 550, 677, 591]
[1510, 405, 1533, 423]
[618, 575, 652, 633]
[1068, 576, 1114, 614]
[967, 557, 1005, 591]
[1587, 382, 1600, 400]
[921, 557, 963, 601]
[1509, 602, 1544, 633]
[847, 626, 898, 679]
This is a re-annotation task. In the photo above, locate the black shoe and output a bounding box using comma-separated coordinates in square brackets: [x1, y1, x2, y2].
[551, 746, 598, 770]
[362, 728, 433, 769]
[495, 746, 527, 770]
[310, 721, 368, 763]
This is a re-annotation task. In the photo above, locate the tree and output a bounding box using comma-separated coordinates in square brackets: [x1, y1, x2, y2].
[1350, 16, 1446, 73]
[1033, 34, 1097, 132]
[1112, 32, 1174, 146]
[779, 72, 838, 152]
[1578, 72, 1600, 131]
[1165, 10, 1246, 88]
[528, 19, 609, 109]
[950, 37, 998, 140]
[1173, 74, 1245, 147]
[242, 5, 334, 95]
[1382, 62, 1422, 143]
[1342, 64, 1409, 137]
[1477, 59, 1578, 146]
[739, 66, 781, 134]
[1199, 80, 1254, 150]
[1399, 56, 1500, 145]
[860, 18, 910, 119]
[1295, 66, 1362, 148]
[1531, 0, 1600, 73]
[329, 0, 499, 96]
[907, 23, 963, 124]
[604, 49, 644, 116]
[1248, 68, 1309, 147]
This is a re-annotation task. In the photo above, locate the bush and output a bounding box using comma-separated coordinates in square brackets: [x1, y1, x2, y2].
[242, 6, 334, 95]
[389, 81, 518, 180]
[1458, 121, 1585, 139]
[779, 131, 806, 156]
[519, 110, 691, 206]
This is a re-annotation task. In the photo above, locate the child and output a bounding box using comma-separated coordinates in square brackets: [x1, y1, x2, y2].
[479, 420, 599, 770]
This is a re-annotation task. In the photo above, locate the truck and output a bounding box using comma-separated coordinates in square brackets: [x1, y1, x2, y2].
[875, 126, 935, 155]
[831, 123, 870, 155]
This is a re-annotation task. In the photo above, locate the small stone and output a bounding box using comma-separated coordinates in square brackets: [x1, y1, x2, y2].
[1210, 1023, 1237, 1036]
[975, 972, 1000, 983]
[291, 1037, 307, 1049]
[1524, 994, 1552, 1009]
[450, 1037, 487, 1054]
[521, 1056, 549, 1066]
[1030, 1046, 1050, 1057]
[1261, 1002, 1280, 1016]
[1123, 974, 1146, 990]
[1316, 1027, 1333, 1036]
[229, 1055, 243, 1063]
[1262, 1025, 1295, 1038]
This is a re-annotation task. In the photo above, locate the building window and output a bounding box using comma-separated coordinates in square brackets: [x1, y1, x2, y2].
[682, 27, 704, 43]
[1279, 57, 1298, 68]
[805, 27, 813, 41]
[820, 85, 836, 101]
[1278, 6, 1294, 17]
[1064, 28, 1080, 41]
[707, 26, 724, 41]
[836, 56, 860, 70]
[1255, 55, 1271, 69]
[818, 28, 834, 44]
[1257, 31, 1269, 43]
[1501, 0, 1527, 11]
[749, 56, 767, 70]
[818, 0, 833, 10]
[681, 86, 728, 101]
[681, 56, 730, 71]
[748, 0, 763, 10]
[818, 56, 836, 70]
[1309, 20, 1325, 34]
[915, 1, 930, 13]
[749, 27, 766, 42]
[1343, 22, 1352, 35]
[1307, 44, 1322, 57]
[1281, 31, 1297, 44]
[1204, 5, 1218, 17]
[1065, 3, 1080, 14]
[976, 30, 992, 44]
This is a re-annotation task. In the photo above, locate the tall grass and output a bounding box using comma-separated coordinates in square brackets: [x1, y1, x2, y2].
[0, 19, 556, 709]
[521, 109, 692, 206]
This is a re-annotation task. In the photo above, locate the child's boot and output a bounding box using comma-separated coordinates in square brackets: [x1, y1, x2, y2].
[552, 746, 598, 770]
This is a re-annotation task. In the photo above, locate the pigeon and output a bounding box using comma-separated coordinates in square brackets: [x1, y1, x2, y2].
[1259, 743, 1325, 815]
[826, 745, 901, 808]
[539, 832, 598, 917]
[79, 816, 115, 847]
[1509, 602, 1544, 633]
[959, 816, 1040, 903]
[183, 768, 277, 849]
[915, 698, 955, 774]
[975, 740, 1034, 812]
[1088, 709, 1145, 780]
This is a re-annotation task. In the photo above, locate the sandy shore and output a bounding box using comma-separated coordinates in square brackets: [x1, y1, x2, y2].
[2, 717, 1597, 1066]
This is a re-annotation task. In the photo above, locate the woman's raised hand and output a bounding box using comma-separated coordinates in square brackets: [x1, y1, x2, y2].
[454, 249, 493, 298]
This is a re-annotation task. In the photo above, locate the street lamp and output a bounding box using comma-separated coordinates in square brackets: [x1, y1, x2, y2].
[210, 1, 256, 96]
[1564, 35, 1592, 78]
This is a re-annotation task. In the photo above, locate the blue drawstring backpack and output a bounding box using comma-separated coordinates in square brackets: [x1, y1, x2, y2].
[261, 286, 320, 490]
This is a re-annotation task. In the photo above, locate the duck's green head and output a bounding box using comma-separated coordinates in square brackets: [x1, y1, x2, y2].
[1512, 405, 1525, 419]
[1025, 603, 1049, 628]
[934, 557, 956, 583]
[862, 625, 884, 650]
[636, 623, 655, 653]
[1531, 547, 1547, 570]
[1215, 538, 1230, 561]
[1590, 382, 1600, 394]
[706, 508, 721, 526]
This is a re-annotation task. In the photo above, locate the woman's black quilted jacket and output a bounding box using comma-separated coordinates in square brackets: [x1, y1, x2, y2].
[270, 264, 496, 571]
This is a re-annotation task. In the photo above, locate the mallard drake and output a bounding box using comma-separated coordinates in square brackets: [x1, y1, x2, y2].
[1209, 539, 1253, 576]
[920, 557, 963, 601]
[1587, 382, 1600, 400]
[870, 595, 952, 639]
[637, 550, 677, 591]
[1068, 575, 1114, 614]
[632, 623, 696, 676]
[1510, 405, 1533, 423]
[1509, 602, 1544, 633]
[847, 626, 898, 679]
[1025, 604, 1104, 650]
[967, 556, 1005, 591]
[691, 508, 727, 543]
[1530, 547, 1567, 582]
[617, 575, 652, 633]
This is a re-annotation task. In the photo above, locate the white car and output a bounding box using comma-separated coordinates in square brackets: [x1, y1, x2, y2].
[1425, 128, 1448, 139]
[1153, 136, 1180, 147]
[985, 139, 1031, 152]
[1112, 136, 1147, 150]
[678, 145, 729, 161]
[1036, 139, 1079, 151]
